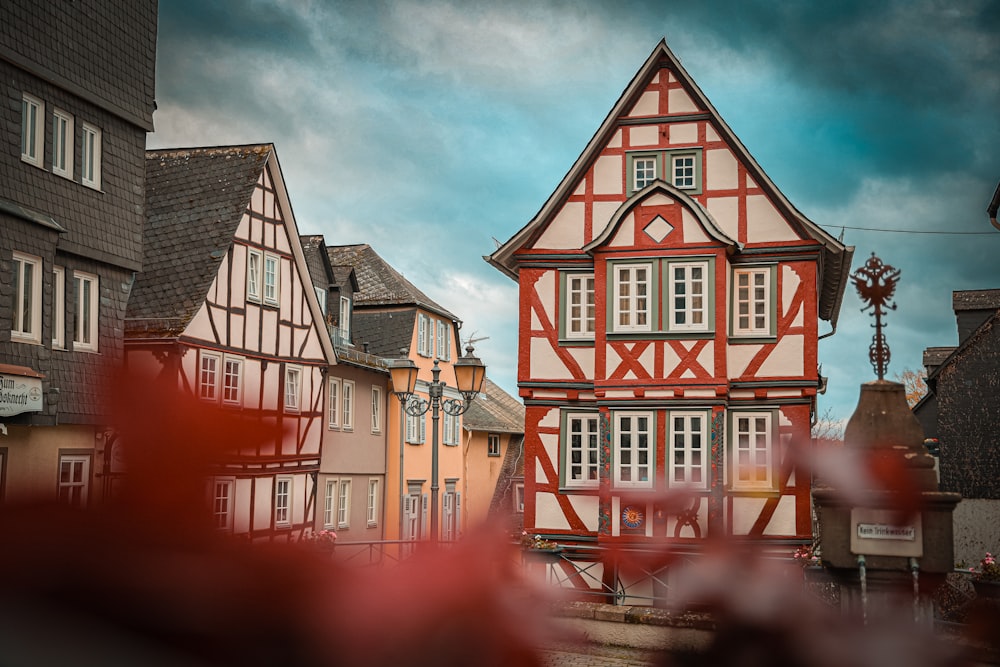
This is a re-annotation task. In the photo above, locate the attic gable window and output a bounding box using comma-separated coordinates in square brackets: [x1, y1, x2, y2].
[263, 253, 280, 305]
[627, 148, 703, 194]
[247, 250, 262, 302]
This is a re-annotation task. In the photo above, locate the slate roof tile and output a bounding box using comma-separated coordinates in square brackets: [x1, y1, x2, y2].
[463, 378, 525, 434]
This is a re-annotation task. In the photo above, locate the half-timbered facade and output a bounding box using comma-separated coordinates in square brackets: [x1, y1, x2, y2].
[488, 41, 853, 565]
[125, 145, 335, 540]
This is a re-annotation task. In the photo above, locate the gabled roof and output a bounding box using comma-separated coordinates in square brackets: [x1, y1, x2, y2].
[127, 145, 271, 334]
[300, 234, 335, 290]
[352, 309, 418, 359]
[326, 244, 458, 321]
[487, 39, 853, 324]
[462, 378, 525, 434]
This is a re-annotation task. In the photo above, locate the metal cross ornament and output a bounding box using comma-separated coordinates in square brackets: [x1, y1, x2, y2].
[852, 253, 900, 380]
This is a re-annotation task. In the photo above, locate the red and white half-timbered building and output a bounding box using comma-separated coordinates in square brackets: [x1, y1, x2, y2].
[125, 145, 335, 539]
[489, 41, 853, 570]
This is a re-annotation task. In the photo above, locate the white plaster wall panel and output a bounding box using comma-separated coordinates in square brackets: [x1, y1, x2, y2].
[539, 407, 560, 429]
[535, 271, 556, 324]
[535, 203, 584, 249]
[706, 149, 738, 191]
[639, 343, 655, 377]
[706, 196, 739, 241]
[645, 193, 674, 207]
[536, 492, 571, 531]
[629, 125, 659, 147]
[263, 310, 280, 356]
[274, 226, 291, 255]
[696, 341, 714, 375]
[667, 501, 707, 538]
[681, 209, 710, 244]
[603, 390, 634, 398]
[251, 187, 264, 216]
[645, 390, 675, 398]
[254, 477, 274, 531]
[747, 195, 797, 242]
[705, 125, 720, 142]
[262, 365, 280, 410]
[231, 246, 248, 310]
[662, 344, 681, 377]
[745, 174, 758, 189]
[531, 338, 576, 379]
[767, 390, 802, 398]
[611, 496, 620, 536]
[670, 123, 698, 144]
[291, 474, 307, 525]
[567, 346, 595, 378]
[531, 308, 542, 330]
[569, 494, 600, 532]
[592, 201, 622, 240]
[578, 392, 597, 400]
[762, 495, 796, 535]
[185, 302, 216, 343]
[667, 87, 698, 113]
[730, 389, 755, 399]
[531, 390, 567, 399]
[609, 213, 635, 247]
[593, 155, 623, 195]
[727, 344, 761, 378]
[534, 449, 551, 485]
[782, 265, 801, 314]
[605, 345, 622, 377]
[757, 335, 804, 377]
[684, 389, 716, 398]
[245, 360, 262, 410]
[652, 73, 661, 84]
[629, 90, 659, 117]
[235, 478, 253, 533]
[608, 129, 623, 148]
[730, 496, 767, 535]
[572, 179, 586, 197]
[245, 309, 261, 352]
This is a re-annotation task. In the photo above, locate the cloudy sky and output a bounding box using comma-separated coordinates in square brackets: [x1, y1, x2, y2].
[150, 0, 1000, 425]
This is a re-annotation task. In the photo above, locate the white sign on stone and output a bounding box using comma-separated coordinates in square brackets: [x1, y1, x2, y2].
[0, 373, 44, 417]
[850, 507, 923, 558]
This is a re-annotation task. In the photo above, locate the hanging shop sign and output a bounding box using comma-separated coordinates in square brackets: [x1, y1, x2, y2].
[0, 373, 44, 417]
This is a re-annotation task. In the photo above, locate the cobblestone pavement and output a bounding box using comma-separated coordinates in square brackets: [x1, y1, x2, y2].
[538, 642, 663, 666]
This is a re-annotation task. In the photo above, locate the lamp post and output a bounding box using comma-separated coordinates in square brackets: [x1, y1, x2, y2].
[388, 344, 486, 542]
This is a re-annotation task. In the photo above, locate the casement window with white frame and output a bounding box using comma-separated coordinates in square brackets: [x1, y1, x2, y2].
[284, 365, 302, 413]
[417, 313, 431, 357]
[436, 320, 450, 360]
[667, 260, 709, 332]
[222, 356, 243, 405]
[342, 380, 355, 430]
[487, 434, 501, 457]
[52, 266, 65, 348]
[212, 478, 234, 531]
[246, 249, 262, 302]
[732, 267, 773, 337]
[564, 412, 600, 488]
[443, 412, 461, 446]
[73, 271, 99, 351]
[314, 286, 327, 316]
[563, 273, 595, 340]
[328, 378, 340, 428]
[263, 253, 280, 306]
[199, 352, 221, 401]
[633, 154, 658, 190]
[668, 411, 709, 489]
[367, 479, 379, 527]
[442, 490, 460, 541]
[21, 93, 43, 167]
[405, 410, 426, 444]
[11, 252, 42, 344]
[58, 454, 90, 507]
[274, 476, 292, 527]
[52, 108, 74, 178]
[672, 154, 697, 189]
[628, 149, 702, 194]
[613, 263, 652, 332]
[514, 482, 525, 513]
[337, 478, 351, 529]
[732, 412, 774, 490]
[80, 122, 101, 189]
[323, 479, 337, 528]
[613, 412, 654, 488]
[370, 385, 382, 434]
[338, 296, 351, 344]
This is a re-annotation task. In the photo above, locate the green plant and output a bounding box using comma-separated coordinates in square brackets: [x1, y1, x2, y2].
[971, 552, 1000, 582]
[520, 531, 558, 551]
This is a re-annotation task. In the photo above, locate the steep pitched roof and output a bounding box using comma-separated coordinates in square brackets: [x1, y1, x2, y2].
[127, 145, 271, 335]
[353, 309, 418, 359]
[326, 244, 458, 321]
[462, 378, 525, 434]
[487, 39, 853, 324]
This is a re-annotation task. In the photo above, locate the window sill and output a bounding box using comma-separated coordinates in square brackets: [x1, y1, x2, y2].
[729, 336, 777, 345]
[10, 335, 43, 346]
[558, 338, 595, 347]
[606, 330, 715, 340]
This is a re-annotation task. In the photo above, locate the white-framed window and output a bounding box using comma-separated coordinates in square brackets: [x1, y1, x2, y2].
[436, 320, 450, 360]
[21, 93, 43, 166]
[80, 122, 101, 189]
[732, 412, 774, 490]
[73, 271, 99, 351]
[371, 386, 382, 434]
[668, 411, 709, 489]
[634, 155, 657, 190]
[487, 433, 501, 457]
[672, 154, 696, 189]
[328, 378, 340, 428]
[324, 479, 337, 528]
[199, 352, 221, 401]
[58, 454, 90, 507]
[52, 266, 65, 348]
[367, 479, 379, 527]
[564, 273, 595, 339]
[613, 412, 654, 489]
[564, 412, 599, 488]
[247, 249, 262, 302]
[342, 380, 355, 430]
[11, 252, 42, 343]
[667, 261, 709, 331]
[314, 286, 327, 315]
[212, 478, 234, 531]
[613, 263, 652, 332]
[263, 253, 280, 306]
[284, 365, 301, 413]
[339, 296, 350, 343]
[443, 412, 461, 446]
[442, 490, 460, 541]
[403, 491, 422, 542]
[274, 476, 292, 527]
[732, 267, 773, 337]
[417, 313, 431, 357]
[405, 409, 426, 444]
[52, 108, 73, 178]
[514, 482, 525, 513]
[222, 356, 243, 405]
[337, 478, 351, 529]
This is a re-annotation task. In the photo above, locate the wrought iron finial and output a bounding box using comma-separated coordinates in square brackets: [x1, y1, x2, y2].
[852, 253, 900, 380]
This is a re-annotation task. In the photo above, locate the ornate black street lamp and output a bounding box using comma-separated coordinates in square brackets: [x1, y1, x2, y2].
[388, 344, 486, 541]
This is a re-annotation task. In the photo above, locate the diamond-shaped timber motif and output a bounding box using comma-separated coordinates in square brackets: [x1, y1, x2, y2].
[643, 215, 674, 243]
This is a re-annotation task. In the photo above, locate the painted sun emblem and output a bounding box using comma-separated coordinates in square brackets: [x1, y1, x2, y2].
[622, 505, 644, 529]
